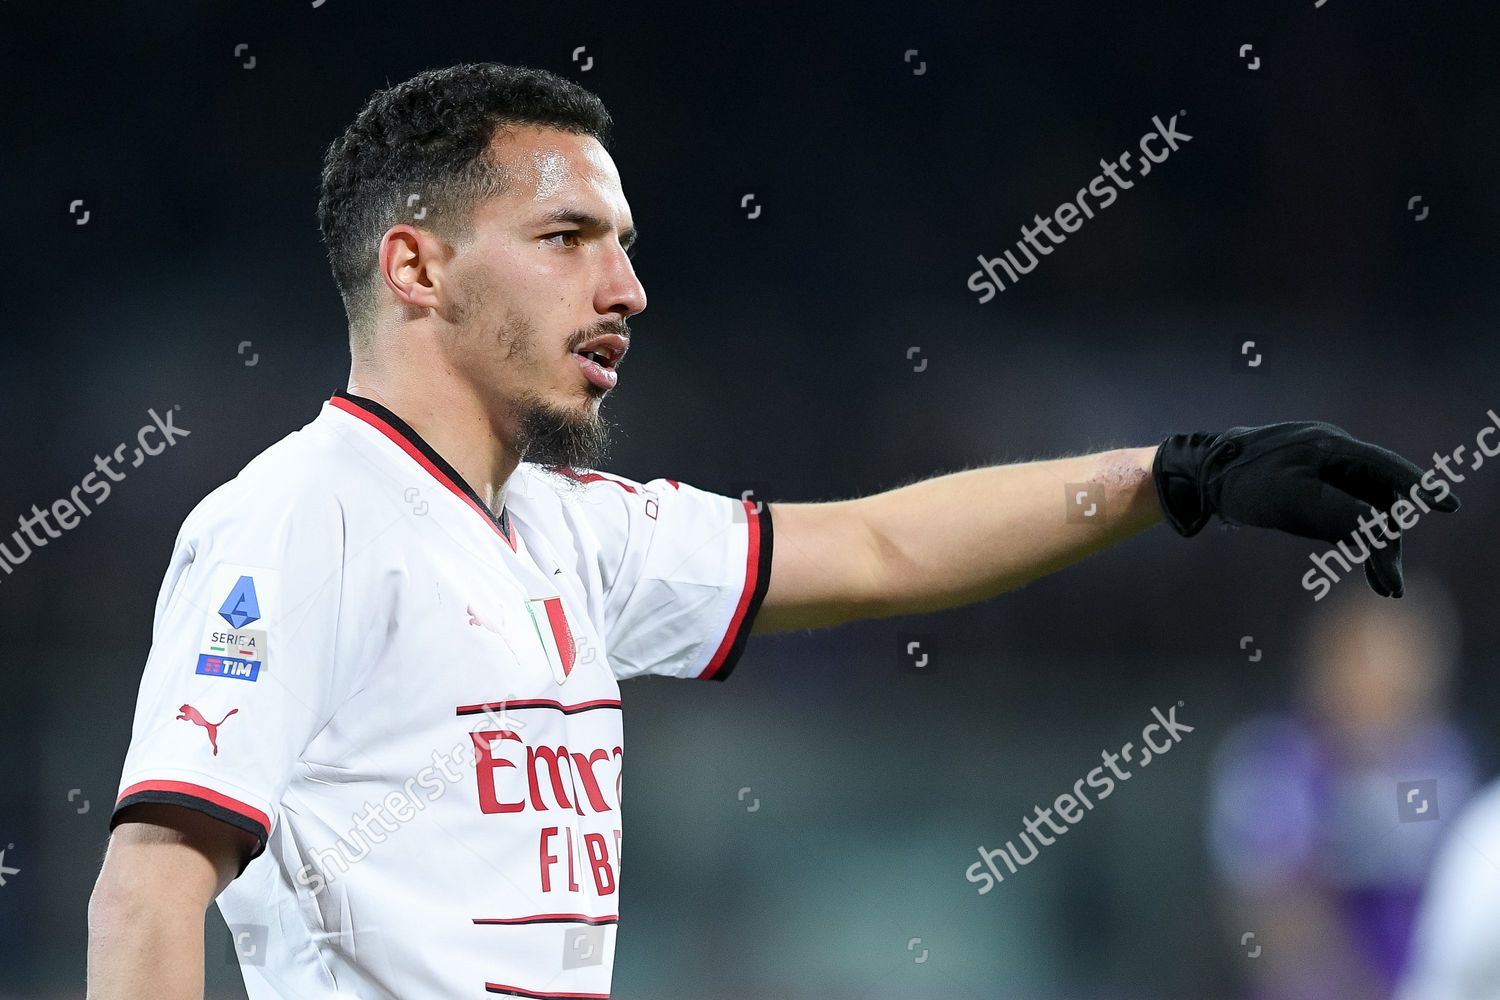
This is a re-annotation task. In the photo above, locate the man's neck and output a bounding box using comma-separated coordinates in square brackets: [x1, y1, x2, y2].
[345, 375, 519, 518]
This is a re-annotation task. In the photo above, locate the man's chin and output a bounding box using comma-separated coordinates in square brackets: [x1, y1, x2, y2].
[514, 395, 612, 470]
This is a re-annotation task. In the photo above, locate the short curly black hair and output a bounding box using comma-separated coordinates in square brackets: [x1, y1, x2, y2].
[317, 63, 613, 336]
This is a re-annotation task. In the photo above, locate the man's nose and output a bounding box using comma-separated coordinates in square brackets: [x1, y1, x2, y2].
[598, 247, 646, 318]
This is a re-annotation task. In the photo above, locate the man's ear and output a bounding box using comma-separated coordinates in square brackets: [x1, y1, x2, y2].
[378, 224, 452, 319]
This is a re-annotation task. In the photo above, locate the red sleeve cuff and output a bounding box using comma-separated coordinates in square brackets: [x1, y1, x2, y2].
[698, 500, 774, 681]
[112, 780, 270, 873]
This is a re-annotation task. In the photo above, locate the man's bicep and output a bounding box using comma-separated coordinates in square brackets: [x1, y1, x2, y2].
[98, 803, 259, 907]
[753, 499, 884, 634]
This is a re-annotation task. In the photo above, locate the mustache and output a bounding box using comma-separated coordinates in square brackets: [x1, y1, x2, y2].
[568, 319, 631, 352]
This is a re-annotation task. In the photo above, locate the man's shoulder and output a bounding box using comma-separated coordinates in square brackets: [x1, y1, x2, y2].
[179, 410, 357, 541]
[512, 463, 661, 516]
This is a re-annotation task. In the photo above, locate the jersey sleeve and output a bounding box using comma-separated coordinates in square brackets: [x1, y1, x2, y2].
[110, 484, 350, 870]
[563, 471, 773, 682]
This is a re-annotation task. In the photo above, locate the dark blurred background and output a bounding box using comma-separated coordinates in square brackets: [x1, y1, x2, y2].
[3, 1, 1499, 997]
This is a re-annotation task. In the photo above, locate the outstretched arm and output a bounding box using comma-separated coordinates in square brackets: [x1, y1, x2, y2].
[753, 422, 1459, 634]
[754, 447, 1159, 633]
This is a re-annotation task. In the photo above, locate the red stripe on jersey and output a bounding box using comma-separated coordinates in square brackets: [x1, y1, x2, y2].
[553, 468, 639, 493]
[329, 394, 518, 552]
[485, 985, 611, 999]
[698, 499, 763, 680]
[542, 596, 577, 677]
[473, 914, 619, 925]
[116, 780, 271, 833]
[455, 698, 622, 716]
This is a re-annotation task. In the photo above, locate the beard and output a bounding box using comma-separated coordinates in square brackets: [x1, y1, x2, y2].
[512, 389, 613, 470]
[488, 301, 617, 471]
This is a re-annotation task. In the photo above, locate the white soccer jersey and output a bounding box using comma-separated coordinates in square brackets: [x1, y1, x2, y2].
[1397, 779, 1500, 1000]
[109, 391, 773, 999]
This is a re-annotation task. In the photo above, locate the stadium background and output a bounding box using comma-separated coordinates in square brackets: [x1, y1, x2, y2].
[3, 1, 1498, 997]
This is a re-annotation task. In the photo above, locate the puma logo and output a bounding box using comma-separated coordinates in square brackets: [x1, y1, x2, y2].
[177, 703, 238, 756]
[467, 604, 500, 634]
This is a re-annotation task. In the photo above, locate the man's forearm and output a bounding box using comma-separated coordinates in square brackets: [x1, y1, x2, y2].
[87, 882, 208, 999]
[758, 421, 1450, 633]
[856, 446, 1161, 617]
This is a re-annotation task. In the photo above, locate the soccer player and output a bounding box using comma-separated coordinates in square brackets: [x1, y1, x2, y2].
[1207, 577, 1476, 998]
[85, 63, 1459, 1000]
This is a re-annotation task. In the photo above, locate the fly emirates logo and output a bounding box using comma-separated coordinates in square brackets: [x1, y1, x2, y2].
[471, 726, 624, 897]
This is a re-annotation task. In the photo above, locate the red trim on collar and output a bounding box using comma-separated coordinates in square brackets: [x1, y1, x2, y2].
[329, 394, 518, 552]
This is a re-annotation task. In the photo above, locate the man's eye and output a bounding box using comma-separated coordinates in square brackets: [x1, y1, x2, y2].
[543, 231, 583, 248]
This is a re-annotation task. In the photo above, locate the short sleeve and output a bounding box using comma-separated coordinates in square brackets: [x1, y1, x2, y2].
[563, 471, 773, 682]
[110, 485, 349, 868]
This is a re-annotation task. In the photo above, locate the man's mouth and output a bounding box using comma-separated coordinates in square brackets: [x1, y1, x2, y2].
[571, 332, 628, 369]
[572, 333, 629, 391]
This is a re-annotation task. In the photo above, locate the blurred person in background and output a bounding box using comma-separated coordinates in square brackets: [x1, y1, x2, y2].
[1396, 776, 1500, 1000]
[1208, 574, 1478, 999]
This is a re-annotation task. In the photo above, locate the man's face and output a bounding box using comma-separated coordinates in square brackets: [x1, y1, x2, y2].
[442, 125, 646, 468]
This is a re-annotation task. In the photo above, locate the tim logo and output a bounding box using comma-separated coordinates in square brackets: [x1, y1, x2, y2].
[196, 654, 261, 682]
[177, 703, 238, 756]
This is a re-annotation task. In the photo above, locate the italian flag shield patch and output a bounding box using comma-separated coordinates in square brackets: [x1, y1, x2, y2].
[524, 595, 577, 685]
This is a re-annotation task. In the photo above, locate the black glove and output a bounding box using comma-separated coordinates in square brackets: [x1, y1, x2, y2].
[1152, 421, 1459, 597]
